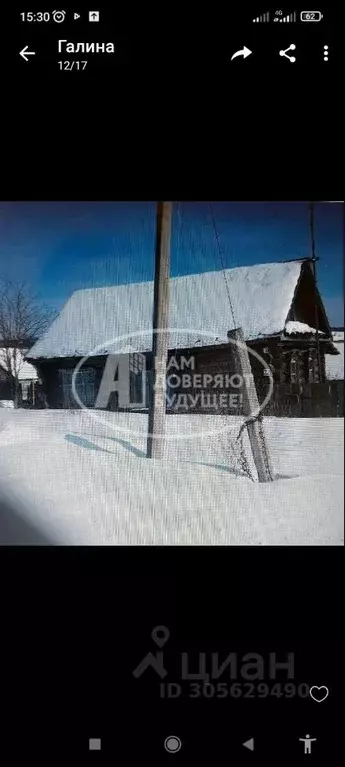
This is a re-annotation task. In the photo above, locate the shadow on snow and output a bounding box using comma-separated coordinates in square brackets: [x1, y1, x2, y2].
[65, 432, 239, 474]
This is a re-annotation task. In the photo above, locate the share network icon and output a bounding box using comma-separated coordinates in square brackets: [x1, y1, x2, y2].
[279, 44, 296, 62]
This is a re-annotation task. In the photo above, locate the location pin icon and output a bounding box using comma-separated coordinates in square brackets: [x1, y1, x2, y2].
[152, 626, 170, 647]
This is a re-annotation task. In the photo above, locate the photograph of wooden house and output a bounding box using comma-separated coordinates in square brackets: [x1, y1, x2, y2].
[26, 257, 341, 417]
[0, 201, 343, 545]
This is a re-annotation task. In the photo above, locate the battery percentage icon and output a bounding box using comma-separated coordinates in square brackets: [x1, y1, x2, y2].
[300, 11, 323, 21]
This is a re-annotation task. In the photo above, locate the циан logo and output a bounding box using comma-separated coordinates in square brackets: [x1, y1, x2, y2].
[132, 626, 170, 679]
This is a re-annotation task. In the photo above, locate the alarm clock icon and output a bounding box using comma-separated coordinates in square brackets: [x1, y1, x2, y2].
[52, 10, 66, 23]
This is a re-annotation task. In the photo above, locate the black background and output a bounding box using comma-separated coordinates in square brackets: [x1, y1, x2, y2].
[2, 5, 343, 199]
[6, 6, 342, 77]
[1, 548, 342, 762]
[1, 3, 343, 763]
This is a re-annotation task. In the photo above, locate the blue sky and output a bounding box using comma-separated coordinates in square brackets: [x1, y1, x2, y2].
[0, 201, 343, 325]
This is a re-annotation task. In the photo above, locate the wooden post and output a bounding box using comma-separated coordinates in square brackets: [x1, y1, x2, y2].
[147, 202, 172, 458]
[228, 328, 274, 482]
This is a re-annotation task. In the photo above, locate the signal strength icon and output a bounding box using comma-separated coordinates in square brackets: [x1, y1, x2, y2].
[274, 11, 297, 22]
[253, 11, 270, 22]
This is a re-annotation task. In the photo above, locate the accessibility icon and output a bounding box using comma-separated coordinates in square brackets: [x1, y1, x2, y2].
[299, 734, 317, 754]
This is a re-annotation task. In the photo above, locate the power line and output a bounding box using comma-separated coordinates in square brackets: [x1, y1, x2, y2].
[208, 203, 237, 329]
[309, 201, 316, 262]
[309, 202, 322, 380]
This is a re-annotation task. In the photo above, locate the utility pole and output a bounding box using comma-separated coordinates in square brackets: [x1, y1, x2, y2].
[309, 201, 322, 380]
[147, 202, 172, 458]
[228, 328, 274, 482]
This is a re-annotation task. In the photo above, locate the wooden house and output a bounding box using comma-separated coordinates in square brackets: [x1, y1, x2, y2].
[0, 343, 39, 406]
[26, 258, 339, 415]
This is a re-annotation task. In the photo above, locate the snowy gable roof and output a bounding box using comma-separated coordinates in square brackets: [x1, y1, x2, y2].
[284, 320, 326, 336]
[0, 348, 38, 380]
[27, 260, 305, 359]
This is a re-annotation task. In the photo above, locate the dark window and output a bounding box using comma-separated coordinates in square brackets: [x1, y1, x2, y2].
[59, 367, 96, 408]
[290, 352, 298, 383]
[129, 353, 147, 406]
[308, 348, 320, 383]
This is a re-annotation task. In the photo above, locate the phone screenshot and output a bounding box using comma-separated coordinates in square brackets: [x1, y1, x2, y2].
[1, 6, 343, 764]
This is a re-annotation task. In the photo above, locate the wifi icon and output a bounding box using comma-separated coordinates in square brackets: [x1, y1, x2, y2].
[253, 11, 270, 22]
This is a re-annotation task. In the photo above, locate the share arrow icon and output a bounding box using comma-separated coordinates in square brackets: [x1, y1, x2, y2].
[231, 46, 252, 61]
[243, 737, 254, 751]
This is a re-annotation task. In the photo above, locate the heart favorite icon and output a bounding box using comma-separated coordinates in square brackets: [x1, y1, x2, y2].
[310, 685, 329, 703]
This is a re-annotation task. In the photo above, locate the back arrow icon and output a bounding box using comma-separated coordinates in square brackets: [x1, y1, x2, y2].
[19, 46, 36, 62]
[231, 46, 252, 61]
[243, 738, 254, 751]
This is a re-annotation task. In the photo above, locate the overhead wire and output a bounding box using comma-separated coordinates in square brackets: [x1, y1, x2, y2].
[208, 202, 237, 330]
[208, 202, 273, 481]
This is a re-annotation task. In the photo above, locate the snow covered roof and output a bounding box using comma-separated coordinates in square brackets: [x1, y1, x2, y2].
[27, 260, 315, 359]
[0, 348, 38, 381]
[326, 330, 344, 380]
[284, 321, 326, 336]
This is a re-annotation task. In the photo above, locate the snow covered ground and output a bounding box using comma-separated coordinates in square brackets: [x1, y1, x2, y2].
[0, 409, 343, 545]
